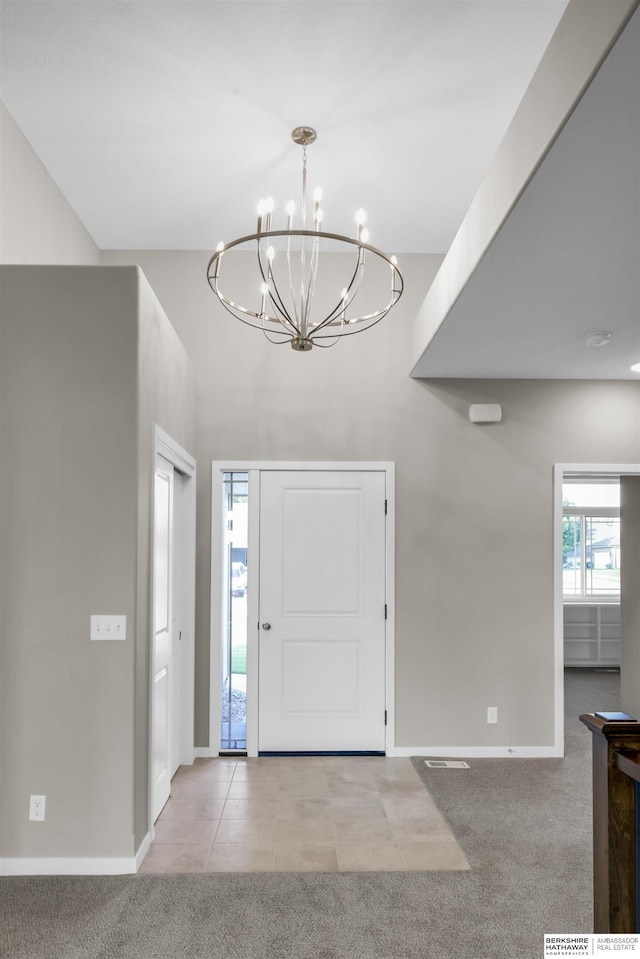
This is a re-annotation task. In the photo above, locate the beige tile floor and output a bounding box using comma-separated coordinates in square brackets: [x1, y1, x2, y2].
[140, 756, 470, 874]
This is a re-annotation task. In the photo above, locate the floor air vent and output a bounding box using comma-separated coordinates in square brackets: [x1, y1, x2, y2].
[424, 760, 470, 769]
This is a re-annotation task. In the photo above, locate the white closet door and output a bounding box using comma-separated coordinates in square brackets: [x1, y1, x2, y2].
[152, 455, 174, 820]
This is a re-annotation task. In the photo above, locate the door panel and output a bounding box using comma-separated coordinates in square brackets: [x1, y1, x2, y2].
[283, 488, 361, 614]
[258, 470, 386, 752]
[282, 640, 361, 713]
[152, 456, 174, 821]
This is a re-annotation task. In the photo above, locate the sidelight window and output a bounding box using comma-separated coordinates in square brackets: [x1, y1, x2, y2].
[221, 472, 248, 751]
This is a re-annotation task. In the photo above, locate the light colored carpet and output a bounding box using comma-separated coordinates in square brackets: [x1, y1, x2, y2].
[0, 669, 620, 959]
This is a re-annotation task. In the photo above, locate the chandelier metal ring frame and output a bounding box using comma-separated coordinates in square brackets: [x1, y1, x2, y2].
[206, 127, 404, 352]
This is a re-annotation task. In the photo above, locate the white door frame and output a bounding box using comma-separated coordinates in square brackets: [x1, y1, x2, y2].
[553, 461, 640, 756]
[149, 426, 197, 832]
[210, 461, 396, 758]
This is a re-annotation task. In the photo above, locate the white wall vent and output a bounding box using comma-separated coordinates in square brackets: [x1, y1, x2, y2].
[424, 760, 470, 769]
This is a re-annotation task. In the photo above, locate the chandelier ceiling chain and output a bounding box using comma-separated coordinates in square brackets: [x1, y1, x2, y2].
[207, 126, 404, 352]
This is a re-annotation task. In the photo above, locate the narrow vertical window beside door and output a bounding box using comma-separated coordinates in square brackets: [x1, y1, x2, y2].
[221, 472, 249, 751]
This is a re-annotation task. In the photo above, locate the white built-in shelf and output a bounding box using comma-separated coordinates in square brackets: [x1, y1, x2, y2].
[564, 603, 620, 667]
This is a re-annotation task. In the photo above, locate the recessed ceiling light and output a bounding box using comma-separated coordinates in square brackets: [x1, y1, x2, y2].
[631, 363, 640, 373]
[584, 331, 612, 348]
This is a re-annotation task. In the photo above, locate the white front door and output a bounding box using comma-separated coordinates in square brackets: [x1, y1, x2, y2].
[258, 470, 387, 752]
[152, 455, 174, 820]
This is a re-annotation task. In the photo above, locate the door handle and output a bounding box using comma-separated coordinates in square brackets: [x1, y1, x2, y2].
[261, 622, 271, 631]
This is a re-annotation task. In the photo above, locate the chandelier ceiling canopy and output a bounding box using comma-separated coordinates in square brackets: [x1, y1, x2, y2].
[207, 127, 404, 352]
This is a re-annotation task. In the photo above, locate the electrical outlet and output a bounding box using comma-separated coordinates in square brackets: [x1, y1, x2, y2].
[29, 795, 46, 821]
[487, 706, 498, 724]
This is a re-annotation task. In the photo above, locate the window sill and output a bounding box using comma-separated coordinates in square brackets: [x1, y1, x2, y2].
[563, 597, 620, 606]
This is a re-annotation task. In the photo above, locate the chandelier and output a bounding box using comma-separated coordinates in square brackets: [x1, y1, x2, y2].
[207, 126, 404, 351]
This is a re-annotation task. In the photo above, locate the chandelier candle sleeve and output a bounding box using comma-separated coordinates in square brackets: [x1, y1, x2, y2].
[207, 126, 403, 351]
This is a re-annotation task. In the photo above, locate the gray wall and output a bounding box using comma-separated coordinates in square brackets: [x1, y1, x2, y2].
[102, 249, 640, 752]
[0, 266, 138, 858]
[0, 265, 195, 860]
[0, 102, 100, 266]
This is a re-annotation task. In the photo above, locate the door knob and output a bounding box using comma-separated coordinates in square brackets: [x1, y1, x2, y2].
[261, 622, 271, 631]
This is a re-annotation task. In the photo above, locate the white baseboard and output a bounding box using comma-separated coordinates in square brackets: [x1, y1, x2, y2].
[195, 745, 564, 760]
[135, 831, 151, 870]
[394, 745, 564, 759]
[0, 833, 151, 877]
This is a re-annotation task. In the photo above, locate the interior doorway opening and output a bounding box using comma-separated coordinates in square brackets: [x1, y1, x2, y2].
[562, 473, 621, 668]
[220, 471, 248, 752]
[554, 462, 640, 757]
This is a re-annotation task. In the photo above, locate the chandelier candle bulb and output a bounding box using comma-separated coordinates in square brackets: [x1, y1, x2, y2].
[264, 197, 274, 232]
[286, 200, 295, 229]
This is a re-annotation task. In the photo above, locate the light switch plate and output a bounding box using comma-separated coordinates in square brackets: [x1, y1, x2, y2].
[91, 615, 126, 641]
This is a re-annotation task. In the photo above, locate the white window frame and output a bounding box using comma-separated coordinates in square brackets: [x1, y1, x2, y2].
[562, 504, 620, 603]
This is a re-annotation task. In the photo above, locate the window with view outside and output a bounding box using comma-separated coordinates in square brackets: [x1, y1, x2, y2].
[221, 472, 248, 751]
[563, 482, 620, 600]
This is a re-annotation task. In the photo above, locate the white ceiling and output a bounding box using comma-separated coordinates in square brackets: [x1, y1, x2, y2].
[0, 0, 568, 253]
